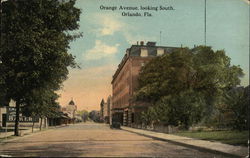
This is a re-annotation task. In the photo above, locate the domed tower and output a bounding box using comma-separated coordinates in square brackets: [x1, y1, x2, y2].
[65, 98, 77, 122]
[69, 99, 75, 106]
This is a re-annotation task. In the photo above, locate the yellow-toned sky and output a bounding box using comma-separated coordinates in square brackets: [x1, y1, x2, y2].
[57, 65, 116, 111]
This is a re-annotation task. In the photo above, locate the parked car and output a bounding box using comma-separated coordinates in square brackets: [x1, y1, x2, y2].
[110, 122, 121, 129]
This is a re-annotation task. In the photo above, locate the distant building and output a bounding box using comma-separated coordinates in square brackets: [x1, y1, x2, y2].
[99, 99, 105, 121]
[0, 99, 69, 128]
[62, 99, 77, 123]
[111, 41, 178, 126]
[106, 95, 112, 124]
[100, 97, 112, 124]
[0, 100, 45, 128]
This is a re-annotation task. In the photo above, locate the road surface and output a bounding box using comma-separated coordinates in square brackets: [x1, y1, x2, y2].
[0, 122, 230, 157]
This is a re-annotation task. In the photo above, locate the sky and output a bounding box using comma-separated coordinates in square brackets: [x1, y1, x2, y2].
[57, 0, 249, 111]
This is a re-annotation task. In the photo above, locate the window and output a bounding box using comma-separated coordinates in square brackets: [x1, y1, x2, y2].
[140, 48, 148, 57]
[157, 48, 164, 56]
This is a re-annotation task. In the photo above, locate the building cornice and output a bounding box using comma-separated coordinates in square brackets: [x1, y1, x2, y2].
[111, 43, 178, 84]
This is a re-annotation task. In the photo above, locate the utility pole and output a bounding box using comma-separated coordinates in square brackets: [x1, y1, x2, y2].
[204, 0, 207, 46]
[0, 0, 3, 63]
[160, 31, 162, 45]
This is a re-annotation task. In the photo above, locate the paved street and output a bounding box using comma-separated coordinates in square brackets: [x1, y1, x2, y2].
[0, 123, 231, 157]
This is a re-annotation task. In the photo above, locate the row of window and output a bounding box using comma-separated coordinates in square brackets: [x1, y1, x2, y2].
[140, 48, 164, 57]
[113, 93, 130, 108]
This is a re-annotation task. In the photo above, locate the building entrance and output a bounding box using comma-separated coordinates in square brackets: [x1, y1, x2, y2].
[2, 114, 6, 127]
[112, 112, 123, 125]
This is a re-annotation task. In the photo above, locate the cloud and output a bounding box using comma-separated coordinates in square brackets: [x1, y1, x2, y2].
[84, 40, 120, 60]
[92, 14, 156, 45]
[95, 14, 123, 36]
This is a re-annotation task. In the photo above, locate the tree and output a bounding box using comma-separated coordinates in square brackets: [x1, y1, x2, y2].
[0, 0, 81, 136]
[89, 110, 101, 122]
[0, 89, 9, 107]
[140, 90, 205, 129]
[157, 91, 205, 128]
[140, 106, 158, 127]
[135, 46, 244, 128]
[0, 60, 10, 107]
[22, 88, 61, 131]
[216, 86, 249, 130]
[77, 110, 89, 122]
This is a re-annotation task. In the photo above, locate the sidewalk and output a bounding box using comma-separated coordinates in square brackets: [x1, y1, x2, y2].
[0, 124, 68, 140]
[0, 128, 39, 139]
[121, 126, 249, 158]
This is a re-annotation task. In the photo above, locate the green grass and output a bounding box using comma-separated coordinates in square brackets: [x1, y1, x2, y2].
[174, 130, 249, 146]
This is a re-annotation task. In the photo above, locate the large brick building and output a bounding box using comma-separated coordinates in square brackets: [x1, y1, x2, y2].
[111, 41, 177, 126]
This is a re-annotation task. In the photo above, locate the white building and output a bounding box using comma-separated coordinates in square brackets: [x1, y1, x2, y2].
[0, 99, 46, 128]
[62, 99, 77, 120]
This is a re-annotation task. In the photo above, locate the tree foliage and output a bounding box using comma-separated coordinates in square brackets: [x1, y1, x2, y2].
[141, 90, 205, 128]
[0, 0, 81, 135]
[22, 88, 62, 130]
[0, 0, 81, 98]
[214, 86, 249, 130]
[136, 46, 243, 102]
[22, 88, 61, 119]
[135, 46, 244, 128]
[77, 110, 89, 122]
[89, 110, 101, 122]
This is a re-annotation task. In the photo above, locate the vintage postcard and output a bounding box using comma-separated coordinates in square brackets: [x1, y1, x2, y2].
[0, 0, 249, 157]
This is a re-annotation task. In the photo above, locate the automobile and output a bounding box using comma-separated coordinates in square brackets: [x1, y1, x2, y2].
[110, 122, 121, 129]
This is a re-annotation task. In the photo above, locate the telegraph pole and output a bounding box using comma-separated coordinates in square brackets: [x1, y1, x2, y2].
[204, 0, 207, 46]
[160, 31, 162, 45]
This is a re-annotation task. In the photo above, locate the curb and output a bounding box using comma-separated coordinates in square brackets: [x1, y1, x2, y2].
[121, 127, 248, 158]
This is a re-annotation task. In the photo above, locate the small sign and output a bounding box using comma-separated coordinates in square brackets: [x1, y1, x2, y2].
[6, 107, 39, 122]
